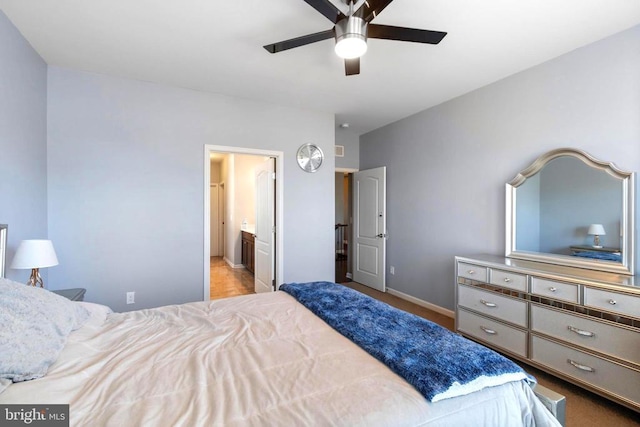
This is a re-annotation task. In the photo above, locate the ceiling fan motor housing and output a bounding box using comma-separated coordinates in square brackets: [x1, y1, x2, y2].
[334, 16, 368, 58]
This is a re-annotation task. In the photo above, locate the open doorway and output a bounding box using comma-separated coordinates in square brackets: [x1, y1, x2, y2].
[336, 167, 387, 290]
[335, 170, 355, 283]
[203, 145, 283, 301]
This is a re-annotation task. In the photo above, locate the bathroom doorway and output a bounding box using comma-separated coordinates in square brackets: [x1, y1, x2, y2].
[203, 145, 283, 301]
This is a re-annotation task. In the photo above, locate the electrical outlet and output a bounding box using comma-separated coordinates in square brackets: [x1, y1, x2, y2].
[390, 266, 395, 275]
[126, 292, 135, 304]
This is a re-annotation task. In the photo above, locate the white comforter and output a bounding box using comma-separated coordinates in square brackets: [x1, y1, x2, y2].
[1, 292, 559, 426]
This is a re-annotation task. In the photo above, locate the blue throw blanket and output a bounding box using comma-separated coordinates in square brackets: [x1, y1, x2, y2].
[573, 250, 622, 262]
[280, 281, 533, 402]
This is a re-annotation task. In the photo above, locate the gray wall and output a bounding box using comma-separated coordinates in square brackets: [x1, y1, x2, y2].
[0, 12, 48, 283]
[360, 25, 640, 311]
[47, 67, 335, 312]
[335, 127, 359, 170]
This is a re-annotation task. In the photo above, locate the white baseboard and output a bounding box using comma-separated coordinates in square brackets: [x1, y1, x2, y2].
[386, 287, 455, 318]
[224, 257, 244, 269]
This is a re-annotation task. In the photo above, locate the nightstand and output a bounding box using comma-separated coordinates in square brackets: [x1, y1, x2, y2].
[52, 288, 86, 301]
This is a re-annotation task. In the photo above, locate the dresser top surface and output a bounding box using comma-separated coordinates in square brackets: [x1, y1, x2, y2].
[456, 254, 639, 293]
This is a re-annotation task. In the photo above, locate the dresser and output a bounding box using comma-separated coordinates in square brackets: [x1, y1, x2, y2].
[455, 254, 640, 413]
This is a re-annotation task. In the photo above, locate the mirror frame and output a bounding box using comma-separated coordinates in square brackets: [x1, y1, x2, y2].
[506, 148, 635, 275]
[0, 224, 6, 278]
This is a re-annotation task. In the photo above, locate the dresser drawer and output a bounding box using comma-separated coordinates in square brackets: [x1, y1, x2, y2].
[584, 287, 640, 319]
[457, 262, 487, 282]
[457, 309, 527, 357]
[531, 336, 640, 406]
[490, 269, 527, 292]
[457, 285, 527, 327]
[530, 304, 640, 365]
[531, 277, 579, 303]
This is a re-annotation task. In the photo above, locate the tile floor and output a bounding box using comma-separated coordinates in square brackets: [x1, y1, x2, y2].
[212, 256, 351, 300]
[210, 256, 255, 300]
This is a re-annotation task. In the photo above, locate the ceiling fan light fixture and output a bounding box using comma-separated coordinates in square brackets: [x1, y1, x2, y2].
[335, 36, 367, 59]
[334, 17, 368, 59]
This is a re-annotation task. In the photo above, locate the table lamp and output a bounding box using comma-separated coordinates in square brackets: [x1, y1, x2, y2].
[10, 240, 59, 287]
[587, 224, 606, 248]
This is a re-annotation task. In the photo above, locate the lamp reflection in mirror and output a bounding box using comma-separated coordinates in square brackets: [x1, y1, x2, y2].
[587, 224, 606, 248]
[10, 240, 59, 287]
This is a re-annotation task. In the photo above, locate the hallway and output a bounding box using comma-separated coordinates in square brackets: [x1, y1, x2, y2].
[336, 257, 350, 284]
[210, 256, 255, 300]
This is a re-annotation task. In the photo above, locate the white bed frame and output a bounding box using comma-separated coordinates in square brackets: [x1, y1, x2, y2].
[534, 384, 566, 426]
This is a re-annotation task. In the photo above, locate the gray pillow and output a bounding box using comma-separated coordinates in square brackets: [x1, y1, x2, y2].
[0, 278, 90, 384]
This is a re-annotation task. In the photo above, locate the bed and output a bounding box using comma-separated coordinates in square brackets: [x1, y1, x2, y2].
[0, 278, 560, 426]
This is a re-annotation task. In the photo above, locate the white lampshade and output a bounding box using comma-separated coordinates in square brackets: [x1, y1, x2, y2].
[587, 224, 606, 236]
[10, 240, 59, 269]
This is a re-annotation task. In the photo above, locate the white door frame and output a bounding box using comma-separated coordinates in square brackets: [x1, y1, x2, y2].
[203, 144, 284, 301]
[209, 183, 220, 256]
[218, 182, 225, 257]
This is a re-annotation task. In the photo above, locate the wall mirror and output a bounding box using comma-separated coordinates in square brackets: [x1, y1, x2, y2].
[506, 148, 635, 275]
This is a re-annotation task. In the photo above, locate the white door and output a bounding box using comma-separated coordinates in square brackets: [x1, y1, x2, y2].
[254, 158, 275, 293]
[353, 167, 386, 291]
[209, 184, 219, 256]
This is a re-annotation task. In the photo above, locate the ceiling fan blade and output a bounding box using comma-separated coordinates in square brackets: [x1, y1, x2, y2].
[263, 29, 334, 54]
[345, 58, 360, 76]
[368, 24, 447, 44]
[356, 0, 395, 22]
[303, 0, 347, 23]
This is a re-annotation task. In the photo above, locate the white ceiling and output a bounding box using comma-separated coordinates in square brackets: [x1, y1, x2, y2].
[1, 0, 639, 135]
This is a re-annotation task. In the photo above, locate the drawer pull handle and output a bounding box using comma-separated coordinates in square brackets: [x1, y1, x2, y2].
[480, 326, 496, 335]
[568, 359, 595, 373]
[503, 278, 512, 283]
[467, 270, 475, 275]
[549, 287, 557, 292]
[608, 299, 617, 305]
[480, 300, 497, 308]
[568, 326, 595, 338]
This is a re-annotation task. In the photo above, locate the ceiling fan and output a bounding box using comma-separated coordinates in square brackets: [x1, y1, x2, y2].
[263, 0, 447, 76]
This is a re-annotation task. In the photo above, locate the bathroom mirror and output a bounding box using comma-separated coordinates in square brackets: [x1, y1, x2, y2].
[506, 148, 635, 275]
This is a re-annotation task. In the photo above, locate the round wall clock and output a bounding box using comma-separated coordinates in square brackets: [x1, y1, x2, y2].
[296, 143, 324, 173]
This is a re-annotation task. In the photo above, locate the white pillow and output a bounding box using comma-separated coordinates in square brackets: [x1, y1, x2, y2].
[0, 278, 90, 384]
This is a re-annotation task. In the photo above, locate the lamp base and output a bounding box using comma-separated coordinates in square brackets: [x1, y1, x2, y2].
[592, 234, 602, 248]
[27, 268, 44, 287]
